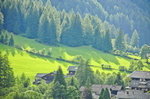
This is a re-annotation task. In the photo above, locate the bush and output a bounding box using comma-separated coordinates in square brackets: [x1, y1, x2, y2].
[101, 64, 112, 70]
[119, 66, 127, 72]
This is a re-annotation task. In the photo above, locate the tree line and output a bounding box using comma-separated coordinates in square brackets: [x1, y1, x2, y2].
[0, 0, 140, 53]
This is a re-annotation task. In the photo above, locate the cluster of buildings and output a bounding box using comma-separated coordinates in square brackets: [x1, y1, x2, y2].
[116, 71, 150, 99]
[33, 66, 150, 99]
[33, 66, 78, 84]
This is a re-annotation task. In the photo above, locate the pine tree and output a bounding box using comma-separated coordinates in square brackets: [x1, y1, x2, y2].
[70, 77, 75, 86]
[114, 72, 124, 88]
[76, 58, 86, 86]
[85, 77, 92, 88]
[130, 29, 139, 48]
[38, 15, 50, 44]
[4, 34, 9, 45]
[76, 59, 94, 86]
[54, 66, 66, 88]
[115, 29, 126, 52]
[49, 17, 58, 45]
[38, 13, 58, 45]
[9, 33, 14, 46]
[99, 88, 104, 99]
[52, 81, 66, 99]
[0, 52, 15, 88]
[60, 14, 71, 45]
[61, 12, 83, 47]
[0, 12, 4, 32]
[93, 25, 103, 50]
[83, 14, 94, 45]
[137, 60, 143, 70]
[0, 35, 4, 43]
[104, 88, 111, 99]
[103, 29, 112, 52]
[140, 44, 150, 59]
[26, 2, 40, 38]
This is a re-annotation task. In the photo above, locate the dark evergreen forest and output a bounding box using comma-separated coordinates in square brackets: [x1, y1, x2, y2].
[0, 0, 149, 53]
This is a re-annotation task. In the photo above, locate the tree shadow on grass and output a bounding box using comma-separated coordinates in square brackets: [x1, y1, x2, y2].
[88, 49, 120, 65]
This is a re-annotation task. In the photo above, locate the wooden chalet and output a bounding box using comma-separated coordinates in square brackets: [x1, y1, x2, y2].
[116, 90, 150, 99]
[33, 71, 56, 84]
[116, 71, 150, 99]
[128, 71, 150, 91]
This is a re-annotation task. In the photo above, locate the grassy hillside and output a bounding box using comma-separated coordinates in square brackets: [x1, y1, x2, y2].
[0, 34, 150, 81]
[0, 44, 73, 81]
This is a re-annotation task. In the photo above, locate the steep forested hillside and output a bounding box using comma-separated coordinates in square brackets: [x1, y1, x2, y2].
[1, 0, 147, 55]
[50, 0, 150, 46]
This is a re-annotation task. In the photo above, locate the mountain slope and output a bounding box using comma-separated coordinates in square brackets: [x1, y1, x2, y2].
[1, 34, 150, 81]
[49, 0, 150, 46]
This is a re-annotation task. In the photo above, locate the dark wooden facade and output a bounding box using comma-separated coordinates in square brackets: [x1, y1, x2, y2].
[33, 71, 56, 84]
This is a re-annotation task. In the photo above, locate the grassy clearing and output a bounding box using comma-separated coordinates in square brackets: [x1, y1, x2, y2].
[0, 44, 73, 81]
[14, 35, 131, 69]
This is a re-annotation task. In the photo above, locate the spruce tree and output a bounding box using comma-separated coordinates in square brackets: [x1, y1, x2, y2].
[0, 35, 4, 43]
[76, 59, 94, 86]
[0, 52, 15, 88]
[61, 12, 83, 47]
[83, 14, 94, 45]
[0, 12, 4, 32]
[54, 66, 66, 88]
[38, 15, 51, 45]
[26, 3, 40, 38]
[38, 14, 58, 45]
[52, 81, 66, 99]
[60, 15, 71, 45]
[93, 25, 103, 50]
[104, 88, 111, 99]
[103, 29, 112, 52]
[99, 88, 104, 99]
[70, 77, 75, 86]
[115, 29, 126, 52]
[49, 17, 58, 45]
[114, 72, 124, 88]
[130, 29, 139, 48]
[140, 44, 150, 59]
[76, 58, 85, 86]
[4, 34, 9, 45]
[9, 34, 14, 46]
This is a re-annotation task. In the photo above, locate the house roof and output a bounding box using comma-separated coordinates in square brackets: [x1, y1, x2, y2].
[128, 71, 150, 79]
[91, 84, 122, 95]
[116, 90, 150, 99]
[80, 84, 122, 95]
[35, 73, 48, 78]
[67, 66, 78, 71]
[35, 71, 56, 78]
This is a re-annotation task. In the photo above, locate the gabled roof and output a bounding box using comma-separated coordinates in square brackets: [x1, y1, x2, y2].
[128, 71, 150, 79]
[80, 84, 122, 95]
[35, 71, 56, 78]
[35, 73, 48, 78]
[117, 90, 150, 99]
[92, 84, 122, 95]
[67, 66, 78, 71]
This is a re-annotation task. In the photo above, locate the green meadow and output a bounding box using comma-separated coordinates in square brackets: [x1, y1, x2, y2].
[0, 34, 149, 81]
